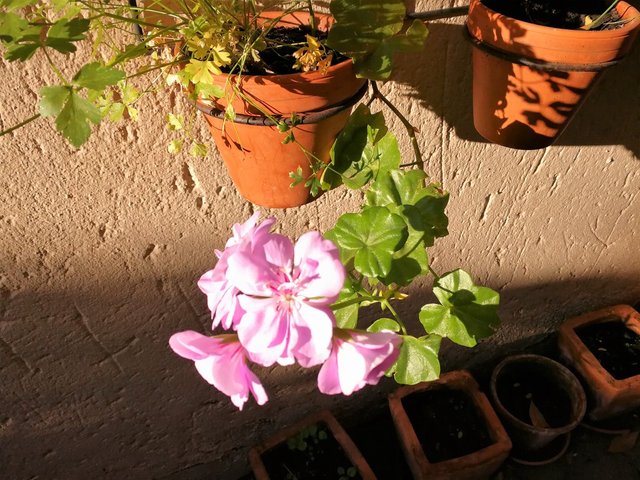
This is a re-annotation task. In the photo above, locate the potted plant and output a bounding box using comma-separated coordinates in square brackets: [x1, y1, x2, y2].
[0, 0, 429, 207]
[558, 304, 640, 421]
[248, 409, 376, 480]
[387, 370, 512, 480]
[1, 0, 504, 431]
[466, 0, 640, 149]
[490, 354, 587, 464]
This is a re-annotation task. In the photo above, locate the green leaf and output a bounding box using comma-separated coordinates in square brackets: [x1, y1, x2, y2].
[326, 206, 406, 278]
[0, 11, 28, 42]
[73, 62, 125, 91]
[368, 318, 400, 333]
[189, 143, 207, 157]
[111, 43, 148, 65]
[324, 104, 399, 190]
[328, 0, 428, 80]
[195, 82, 225, 99]
[168, 140, 183, 154]
[368, 171, 449, 246]
[332, 288, 360, 329]
[419, 270, 500, 347]
[45, 17, 89, 54]
[39, 86, 71, 117]
[1, 0, 37, 11]
[55, 91, 101, 147]
[393, 335, 441, 385]
[166, 113, 184, 131]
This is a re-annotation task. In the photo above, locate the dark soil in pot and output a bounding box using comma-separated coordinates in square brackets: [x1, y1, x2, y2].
[233, 26, 347, 75]
[482, 0, 622, 30]
[577, 320, 640, 380]
[494, 364, 573, 428]
[401, 387, 493, 463]
[261, 422, 362, 480]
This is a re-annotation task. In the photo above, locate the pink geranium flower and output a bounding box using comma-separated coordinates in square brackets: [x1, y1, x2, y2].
[197, 212, 276, 330]
[226, 231, 345, 368]
[169, 330, 268, 410]
[318, 329, 402, 396]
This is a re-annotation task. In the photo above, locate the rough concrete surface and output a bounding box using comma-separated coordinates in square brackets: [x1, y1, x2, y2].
[1, 1, 639, 479]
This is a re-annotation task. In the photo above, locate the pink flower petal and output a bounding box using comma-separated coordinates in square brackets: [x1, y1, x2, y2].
[317, 330, 402, 396]
[168, 331, 268, 410]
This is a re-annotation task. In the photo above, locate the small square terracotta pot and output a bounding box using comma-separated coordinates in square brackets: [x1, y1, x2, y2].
[388, 370, 512, 480]
[558, 304, 640, 421]
[248, 409, 376, 480]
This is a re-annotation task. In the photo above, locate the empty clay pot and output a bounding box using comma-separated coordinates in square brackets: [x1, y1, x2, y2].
[490, 354, 586, 454]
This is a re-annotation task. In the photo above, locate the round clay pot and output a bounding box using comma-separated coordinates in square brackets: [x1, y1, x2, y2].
[466, 0, 640, 149]
[199, 12, 366, 208]
[490, 354, 586, 454]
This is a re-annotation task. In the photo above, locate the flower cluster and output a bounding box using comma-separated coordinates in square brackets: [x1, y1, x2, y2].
[169, 213, 402, 409]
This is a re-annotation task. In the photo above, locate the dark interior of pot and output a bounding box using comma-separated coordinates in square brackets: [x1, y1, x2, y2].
[494, 359, 577, 428]
[482, 0, 622, 30]
[577, 317, 640, 380]
[401, 386, 493, 463]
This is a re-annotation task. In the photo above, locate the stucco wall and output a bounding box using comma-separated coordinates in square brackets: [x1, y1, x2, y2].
[1, 1, 639, 479]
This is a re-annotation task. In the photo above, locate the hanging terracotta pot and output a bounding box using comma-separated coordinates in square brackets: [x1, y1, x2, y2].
[388, 370, 512, 480]
[466, 0, 640, 149]
[248, 409, 376, 480]
[490, 354, 586, 461]
[197, 12, 367, 208]
[558, 304, 640, 421]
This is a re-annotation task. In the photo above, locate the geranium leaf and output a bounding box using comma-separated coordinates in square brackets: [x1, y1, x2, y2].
[326, 206, 406, 278]
[325, 104, 399, 190]
[368, 318, 400, 333]
[328, 0, 428, 80]
[393, 335, 441, 384]
[419, 270, 500, 347]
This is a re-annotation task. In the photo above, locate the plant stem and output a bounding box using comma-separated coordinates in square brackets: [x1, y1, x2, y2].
[383, 300, 407, 335]
[43, 48, 69, 85]
[428, 265, 440, 280]
[370, 81, 424, 172]
[0, 114, 41, 137]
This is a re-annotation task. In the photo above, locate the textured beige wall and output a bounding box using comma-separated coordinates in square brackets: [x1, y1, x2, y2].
[1, 1, 639, 478]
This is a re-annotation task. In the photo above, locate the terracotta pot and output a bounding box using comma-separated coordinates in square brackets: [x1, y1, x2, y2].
[490, 354, 586, 454]
[388, 370, 512, 480]
[558, 304, 640, 421]
[198, 12, 366, 208]
[248, 409, 376, 480]
[466, 0, 640, 149]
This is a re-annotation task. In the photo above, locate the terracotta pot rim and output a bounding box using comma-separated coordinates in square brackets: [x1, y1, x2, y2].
[559, 305, 640, 390]
[490, 354, 587, 434]
[470, 0, 640, 40]
[389, 370, 512, 474]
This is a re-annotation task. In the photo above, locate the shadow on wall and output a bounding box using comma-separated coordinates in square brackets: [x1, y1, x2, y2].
[1, 273, 639, 480]
[391, 21, 640, 157]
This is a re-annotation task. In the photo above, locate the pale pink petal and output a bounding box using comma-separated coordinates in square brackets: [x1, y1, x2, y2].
[168, 332, 268, 410]
[317, 347, 342, 395]
[226, 249, 276, 297]
[317, 330, 402, 396]
[169, 331, 222, 360]
[290, 302, 334, 367]
[294, 232, 345, 303]
[236, 296, 294, 366]
[261, 234, 295, 273]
